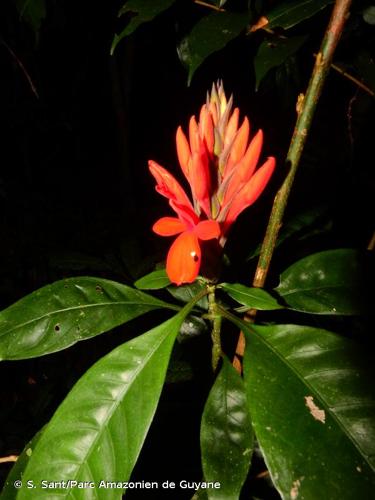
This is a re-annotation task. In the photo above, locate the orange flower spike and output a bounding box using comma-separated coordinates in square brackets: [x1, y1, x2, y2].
[222, 129, 264, 206]
[224, 117, 250, 176]
[166, 231, 201, 285]
[225, 157, 276, 225]
[176, 126, 191, 180]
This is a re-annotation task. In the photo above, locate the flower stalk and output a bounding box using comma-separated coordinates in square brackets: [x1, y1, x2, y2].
[207, 284, 222, 372]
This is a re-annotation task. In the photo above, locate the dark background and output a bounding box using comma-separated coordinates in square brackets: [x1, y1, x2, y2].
[0, 0, 374, 497]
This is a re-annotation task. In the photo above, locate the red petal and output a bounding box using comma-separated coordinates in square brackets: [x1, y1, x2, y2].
[194, 220, 221, 240]
[225, 157, 276, 226]
[189, 116, 200, 154]
[191, 146, 211, 216]
[176, 127, 191, 180]
[149, 160, 195, 213]
[199, 105, 215, 155]
[166, 231, 201, 285]
[226, 117, 250, 171]
[222, 129, 263, 205]
[152, 217, 187, 236]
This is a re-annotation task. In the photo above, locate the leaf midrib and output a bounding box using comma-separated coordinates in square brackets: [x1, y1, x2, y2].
[25, 317, 180, 493]
[0, 300, 176, 338]
[248, 325, 374, 471]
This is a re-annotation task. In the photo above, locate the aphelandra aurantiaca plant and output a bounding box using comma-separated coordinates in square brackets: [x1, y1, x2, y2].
[149, 81, 275, 285]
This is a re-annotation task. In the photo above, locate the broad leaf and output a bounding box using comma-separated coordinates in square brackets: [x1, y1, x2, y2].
[241, 321, 375, 499]
[275, 249, 365, 315]
[168, 280, 208, 310]
[14, 307, 194, 498]
[111, 0, 176, 54]
[220, 283, 283, 310]
[177, 12, 248, 85]
[251, 0, 333, 31]
[201, 358, 253, 499]
[134, 269, 171, 290]
[254, 35, 307, 89]
[0, 277, 177, 360]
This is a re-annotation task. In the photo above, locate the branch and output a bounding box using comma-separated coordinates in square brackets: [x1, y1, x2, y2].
[233, 0, 353, 369]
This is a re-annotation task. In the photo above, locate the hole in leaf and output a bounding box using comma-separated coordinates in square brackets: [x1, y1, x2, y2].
[54, 324, 61, 332]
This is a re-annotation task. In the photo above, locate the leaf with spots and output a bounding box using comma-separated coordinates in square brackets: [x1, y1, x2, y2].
[274, 249, 366, 315]
[12, 306, 194, 498]
[201, 357, 253, 499]
[224, 315, 375, 499]
[0, 277, 177, 360]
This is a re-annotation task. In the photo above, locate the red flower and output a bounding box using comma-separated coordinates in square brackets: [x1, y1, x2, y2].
[149, 82, 276, 285]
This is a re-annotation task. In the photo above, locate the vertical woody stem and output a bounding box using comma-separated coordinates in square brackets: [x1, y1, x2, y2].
[233, 0, 353, 370]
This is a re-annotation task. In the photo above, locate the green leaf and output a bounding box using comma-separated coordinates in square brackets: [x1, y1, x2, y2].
[241, 321, 375, 499]
[1, 429, 44, 499]
[15, 0, 46, 41]
[220, 283, 283, 311]
[14, 308, 193, 498]
[168, 280, 208, 310]
[111, 0, 176, 54]
[275, 249, 365, 315]
[134, 269, 171, 290]
[0, 277, 177, 360]
[263, 0, 333, 30]
[177, 12, 249, 85]
[254, 35, 307, 89]
[201, 358, 253, 499]
[362, 6, 375, 25]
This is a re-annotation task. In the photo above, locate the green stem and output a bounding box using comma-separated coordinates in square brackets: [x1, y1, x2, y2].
[207, 285, 222, 371]
[253, 0, 353, 288]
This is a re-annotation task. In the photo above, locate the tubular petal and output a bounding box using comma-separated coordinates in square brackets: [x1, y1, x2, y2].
[166, 231, 201, 285]
[148, 160, 194, 212]
[191, 148, 211, 217]
[224, 107, 239, 149]
[199, 105, 215, 155]
[152, 217, 187, 236]
[176, 127, 191, 180]
[194, 220, 221, 240]
[189, 116, 200, 154]
[227, 116, 250, 169]
[222, 129, 264, 206]
[225, 157, 276, 224]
